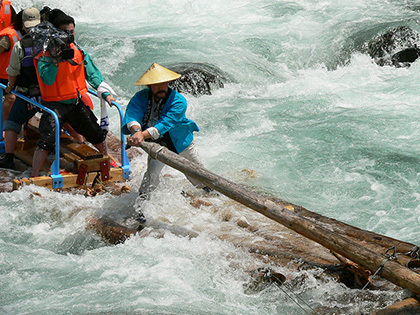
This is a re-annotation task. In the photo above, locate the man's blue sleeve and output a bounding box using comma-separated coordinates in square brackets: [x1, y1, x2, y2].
[122, 91, 147, 134]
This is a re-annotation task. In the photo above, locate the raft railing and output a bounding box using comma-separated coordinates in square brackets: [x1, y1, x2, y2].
[87, 88, 130, 180]
[0, 84, 130, 188]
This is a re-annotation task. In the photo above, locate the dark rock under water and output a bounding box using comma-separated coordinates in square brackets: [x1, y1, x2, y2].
[365, 26, 420, 67]
[168, 63, 227, 97]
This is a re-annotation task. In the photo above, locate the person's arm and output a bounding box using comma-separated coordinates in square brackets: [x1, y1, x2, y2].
[83, 50, 103, 88]
[6, 41, 23, 77]
[37, 55, 59, 85]
[126, 124, 151, 147]
[122, 91, 148, 133]
[122, 91, 151, 146]
[0, 36, 10, 52]
[97, 82, 116, 106]
[127, 130, 151, 147]
[130, 93, 187, 143]
[5, 74, 16, 93]
[82, 50, 114, 103]
[5, 41, 23, 93]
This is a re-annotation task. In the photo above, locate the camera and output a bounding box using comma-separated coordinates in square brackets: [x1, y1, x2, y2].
[30, 22, 75, 61]
[50, 30, 74, 60]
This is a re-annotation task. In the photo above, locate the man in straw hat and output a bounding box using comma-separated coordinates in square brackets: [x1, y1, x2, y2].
[123, 63, 210, 223]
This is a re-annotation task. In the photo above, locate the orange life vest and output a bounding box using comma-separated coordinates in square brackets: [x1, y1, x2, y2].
[0, 1, 12, 31]
[35, 43, 88, 102]
[0, 26, 18, 79]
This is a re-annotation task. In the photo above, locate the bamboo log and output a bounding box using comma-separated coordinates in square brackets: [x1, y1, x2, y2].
[139, 141, 420, 295]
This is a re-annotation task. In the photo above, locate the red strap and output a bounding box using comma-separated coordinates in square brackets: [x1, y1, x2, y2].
[100, 160, 110, 181]
[77, 164, 88, 185]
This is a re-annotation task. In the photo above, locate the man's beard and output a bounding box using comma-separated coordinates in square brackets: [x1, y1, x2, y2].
[153, 90, 167, 100]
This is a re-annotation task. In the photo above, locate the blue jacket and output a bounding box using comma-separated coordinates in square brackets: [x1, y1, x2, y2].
[122, 88, 199, 153]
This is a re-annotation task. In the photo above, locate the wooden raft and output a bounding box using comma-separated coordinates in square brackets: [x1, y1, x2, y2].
[12, 122, 125, 190]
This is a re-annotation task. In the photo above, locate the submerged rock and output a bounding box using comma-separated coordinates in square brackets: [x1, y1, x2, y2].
[365, 26, 420, 67]
[168, 62, 227, 97]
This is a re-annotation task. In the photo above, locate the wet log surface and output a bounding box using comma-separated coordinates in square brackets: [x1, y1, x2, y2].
[86, 139, 420, 296]
[136, 141, 420, 295]
[368, 297, 420, 315]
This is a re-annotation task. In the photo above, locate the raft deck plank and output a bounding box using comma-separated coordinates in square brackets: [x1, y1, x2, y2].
[13, 167, 125, 190]
[59, 133, 103, 160]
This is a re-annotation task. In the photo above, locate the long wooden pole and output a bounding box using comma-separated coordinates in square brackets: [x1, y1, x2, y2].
[139, 141, 420, 295]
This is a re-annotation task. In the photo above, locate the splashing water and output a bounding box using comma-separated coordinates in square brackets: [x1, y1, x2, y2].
[3, 0, 420, 314]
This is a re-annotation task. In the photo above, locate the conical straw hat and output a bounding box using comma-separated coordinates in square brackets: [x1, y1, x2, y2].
[135, 63, 181, 86]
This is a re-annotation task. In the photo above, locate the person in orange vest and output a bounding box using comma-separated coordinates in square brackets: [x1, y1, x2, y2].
[0, 9, 20, 121]
[40, 7, 95, 112]
[0, 0, 16, 31]
[48, 12, 117, 162]
[31, 21, 115, 177]
[40, 7, 95, 111]
[49, 11, 95, 143]
[0, 8, 41, 170]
